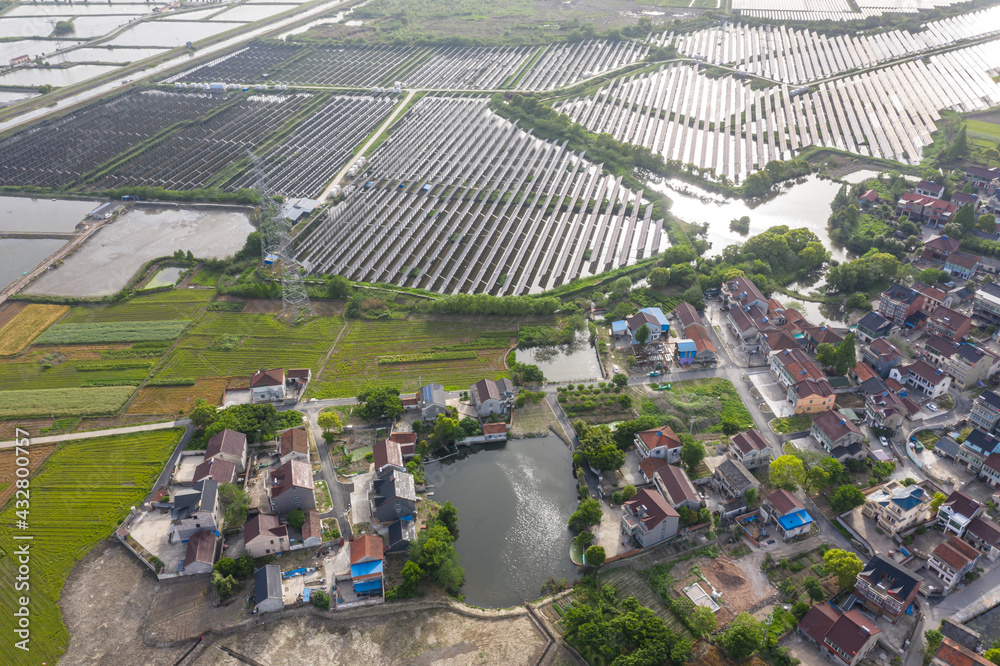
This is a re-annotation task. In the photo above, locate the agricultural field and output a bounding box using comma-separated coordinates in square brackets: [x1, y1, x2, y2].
[126, 378, 229, 416]
[0, 429, 183, 666]
[58, 284, 215, 323]
[36, 320, 189, 345]
[153, 312, 342, 381]
[0, 357, 150, 391]
[641, 378, 753, 434]
[0, 304, 68, 356]
[0, 386, 135, 419]
[0, 443, 57, 511]
[312, 316, 516, 398]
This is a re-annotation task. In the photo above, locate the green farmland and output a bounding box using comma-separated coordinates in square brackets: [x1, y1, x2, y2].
[0, 428, 183, 666]
[36, 320, 189, 345]
[0, 387, 136, 419]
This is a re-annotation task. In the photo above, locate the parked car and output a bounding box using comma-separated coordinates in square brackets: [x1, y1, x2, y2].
[880, 436, 889, 447]
[612, 365, 620, 374]
[927, 403, 939, 412]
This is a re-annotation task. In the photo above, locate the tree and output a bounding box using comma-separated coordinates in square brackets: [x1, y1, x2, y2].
[769, 455, 806, 491]
[804, 576, 825, 602]
[234, 553, 255, 579]
[585, 440, 625, 470]
[609, 276, 632, 300]
[432, 414, 460, 445]
[612, 490, 623, 504]
[924, 629, 944, 665]
[621, 485, 637, 501]
[408, 523, 464, 594]
[955, 202, 976, 233]
[612, 416, 658, 450]
[681, 438, 706, 474]
[285, 509, 305, 530]
[835, 333, 856, 375]
[399, 561, 424, 595]
[691, 605, 717, 637]
[829, 485, 866, 513]
[721, 417, 740, 436]
[820, 457, 845, 485]
[585, 545, 606, 569]
[730, 216, 751, 234]
[823, 549, 864, 589]
[697, 507, 711, 525]
[792, 601, 811, 620]
[611, 373, 628, 391]
[930, 491, 947, 515]
[326, 275, 352, 300]
[212, 572, 237, 597]
[437, 501, 459, 538]
[984, 648, 1000, 665]
[978, 214, 998, 232]
[648, 266, 671, 288]
[719, 612, 764, 661]
[217, 483, 249, 528]
[745, 487, 758, 508]
[356, 386, 403, 421]
[310, 589, 330, 609]
[214, 557, 237, 578]
[815, 343, 837, 369]
[635, 323, 651, 345]
[568, 498, 602, 532]
[617, 394, 632, 409]
[189, 398, 217, 428]
[804, 466, 830, 494]
[318, 410, 342, 432]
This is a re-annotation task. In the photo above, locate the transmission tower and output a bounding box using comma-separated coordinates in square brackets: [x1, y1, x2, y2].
[249, 153, 313, 320]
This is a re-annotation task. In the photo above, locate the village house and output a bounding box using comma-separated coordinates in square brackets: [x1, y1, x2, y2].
[966, 166, 1000, 189]
[933, 637, 995, 666]
[720, 276, 768, 312]
[862, 480, 930, 537]
[949, 344, 1000, 389]
[711, 458, 759, 499]
[278, 427, 309, 465]
[673, 302, 717, 364]
[897, 193, 959, 227]
[301, 509, 322, 548]
[981, 453, 1000, 487]
[927, 306, 973, 342]
[928, 537, 981, 592]
[945, 252, 980, 280]
[182, 530, 216, 575]
[418, 383, 448, 422]
[250, 368, 286, 403]
[192, 457, 236, 485]
[914, 282, 949, 315]
[620, 488, 680, 548]
[761, 329, 802, 356]
[922, 334, 959, 369]
[350, 534, 385, 598]
[170, 479, 220, 542]
[864, 390, 920, 432]
[770, 347, 825, 389]
[653, 465, 701, 512]
[726, 304, 769, 351]
[639, 457, 670, 484]
[386, 519, 417, 553]
[268, 459, 315, 514]
[965, 516, 1000, 561]
[974, 282, 1000, 325]
[798, 605, 882, 666]
[370, 469, 417, 523]
[863, 338, 903, 379]
[244, 513, 290, 558]
[254, 565, 284, 613]
[760, 489, 814, 540]
[483, 422, 508, 442]
[854, 554, 923, 622]
[971, 390, 1000, 434]
[729, 428, 772, 469]
[801, 324, 846, 354]
[890, 359, 952, 398]
[858, 189, 880, 207]
[956, 428, 1000, 472]
[856, 311, 894, 342]
[915, 181, 946, 198]
[622, 307, 671, 344]
[634, 426, 683, 463]
[878, 283, 925, 326]
[373, 437, 406, 476]
[811, 410, 865, 462]
[204, 428, 248, 473]
[469, 377, 515, 417]
[788, 378, 836, 414]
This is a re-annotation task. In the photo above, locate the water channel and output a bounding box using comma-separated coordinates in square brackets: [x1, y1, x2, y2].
[423, 434, 579, 608]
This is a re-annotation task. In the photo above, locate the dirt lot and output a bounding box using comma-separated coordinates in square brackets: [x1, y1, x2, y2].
[192, 608, 548, 666]
[672, 556, 775, 627]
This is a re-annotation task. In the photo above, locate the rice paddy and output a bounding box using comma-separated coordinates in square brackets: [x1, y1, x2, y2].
[0, 304, 68, 356]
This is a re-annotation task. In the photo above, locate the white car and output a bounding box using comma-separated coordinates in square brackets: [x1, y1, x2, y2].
[613, 365, 620, 375]
[880, 436, 889, 447]
[927, 403, 939, 412]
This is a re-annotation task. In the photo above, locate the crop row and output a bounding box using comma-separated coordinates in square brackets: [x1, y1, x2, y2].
[36, 320, 188, 344]
[0, 360, 150, 391]
[0, 429, 183, 665]
[379, 351, 477, 364]
[61, 290, 214, 324]
[75, 361, 153, 371]
[0, 305, 68, 357]
[0, 387, 135, 418]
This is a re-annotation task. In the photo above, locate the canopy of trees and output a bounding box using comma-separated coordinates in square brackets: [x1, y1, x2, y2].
[356, 386, 404, 421]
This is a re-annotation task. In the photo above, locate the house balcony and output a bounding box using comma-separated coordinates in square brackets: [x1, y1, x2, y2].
[634, 438, 650, 457]
[620, 511, 647, 536]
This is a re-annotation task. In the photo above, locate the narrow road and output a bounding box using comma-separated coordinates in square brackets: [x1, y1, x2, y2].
[297, 402, 354, 540]
[0, 418, 190, 449]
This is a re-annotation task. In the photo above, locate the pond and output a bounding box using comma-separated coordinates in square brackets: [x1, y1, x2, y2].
[104, 20, 242, 47]
[0, 238, 68, 291]
[0, 196, 98, 232]
[423, 434, 580, 608]
[515, 330, 602, 383]
[649, 174, 849, 262]
[0, 63, 123, 88]
[57, 46, 170, 65]
[144, 266, 185, 289]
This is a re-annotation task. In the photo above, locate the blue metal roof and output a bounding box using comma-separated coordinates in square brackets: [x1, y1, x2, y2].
[351, 560, 384, 578]
[611, 320, 628, 333]
[777, 508, 813, 530]
[676, 339, 697, 352]
[353, 579, 383, 593]
[640, 307, 670, 327]
[892, 486, 926, 511]
[302, 587, 312, 602]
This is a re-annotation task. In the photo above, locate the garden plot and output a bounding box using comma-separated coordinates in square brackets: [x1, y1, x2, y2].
[294, 96, 666, 296]
[0, 89, 225, 190]
[664, 6, 1000, 85]
[516, 39, 649, 91]
[558, 40, 1000, 178]
[403, 45, 533, 90]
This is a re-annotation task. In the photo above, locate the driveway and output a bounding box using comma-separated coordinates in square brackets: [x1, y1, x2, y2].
[749, 374, 793, 417]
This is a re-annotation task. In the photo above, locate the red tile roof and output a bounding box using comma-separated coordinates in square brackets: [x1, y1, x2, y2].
[301, 509, 321, 542]
[373, 438, 403, 472]
[350, 533, 384, 565]
[483, 422, 507, 435]
[244, 513, 287, 544]
[906, 359, 949, 385]
[401, 395, 418, 407]
[674, 301, 701, 330]
[968, 516, 1000, 547]
[640, 457, 670, 481]
[250, 368, 284, 387]
[270, 459, 314, 497]
[731, 428, 770, 454]
[388, 431, 417, 445]
[773, 348, 825, 382]
[792, 378, 834, 399]
[279, 427, 309, 457]
[825, 610, 881, 656]
[943, 491, 983, 520]
[932, 537, 980, 570]
[623, 488, 680, 529]
[184, 529, 216, 567]
[799, 604, 840, 645]
[812, 409, 862, 441]
[935, 637, 995, 666]
[654, 465, 699, 506]
[767, 489, 805, 516]
[929, 306, 972, 333]
[636, 427, 682, 452]
[984, 452, 1000, 475]
[853, 362, 875, 383]
[686, 324, 717, 354]
[925, 235, 962, 253]
[193, 458, 236, 484]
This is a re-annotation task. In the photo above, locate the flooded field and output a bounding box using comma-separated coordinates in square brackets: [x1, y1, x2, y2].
[0, 239, 67, 291]
[104, 20, 243, 47]
[0, 64, 123, 88]
[57, 46, 170, 64]
[25, 206, 253, 297]
[0, 196, 98, 232]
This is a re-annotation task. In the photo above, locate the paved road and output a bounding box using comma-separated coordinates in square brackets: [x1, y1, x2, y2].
[0, 418, 190, 449]
[297, 402, 354, 540]
[146, 422, 196, 503]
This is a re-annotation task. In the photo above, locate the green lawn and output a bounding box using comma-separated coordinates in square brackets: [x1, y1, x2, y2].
[0, 428, 183, 666]
[966, 119, 1000, 139]
[771, 414, 813, 434]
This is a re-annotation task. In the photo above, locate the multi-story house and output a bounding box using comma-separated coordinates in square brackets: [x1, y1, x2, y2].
[965, 516, 1000, 561]
[915, 181, 946, 198]
[863, 338, 903, 379]
[761, 489, 814, 540]
[770, 347, 825, 389]
[913, 282, 948, 315]
[937, 491, 984, 537]
[945, 251, 980, 280]
[878, 283, 924, 326]
[966, 166, 1000, 189]
[799, 606, 882, 666]
[243, 513, 289, 558]
[634, 426, 683, 463]
[788, 378, 836, 414]
[922, 235, 962, 262]
[653, 465, 701, 512]
[720, 276, 768, 312]
[862, 481, 930, 536]
[854, 554, 923, 622]
[933, 638, 996, 666]
[418, 383, 448, 422]
[949, 344, 999, 389]
[927, 537, 981, 592]
[712, 458, 759, 498]
[171, 479, 220, 541]
[927, 306, 973, 342]
[370, 469, 417, 523]
[897, 193, 959, 227]
[856, 311, 894, 342]
[974, 282, 1000, 325]
[890, 360, 952, 398]
[729, 428, 772, 469]
[726, 304, 770, 352]
[981, 453, 1000, 487]
[922, 334, 959, 369]
[971, 390, 1000, 434]
[469, 377, 515, 417]
[621, 488, 680, 548]
[811, 410, 865, 462]
[268, 459, 316, 514]
[865, 390, 920, 432]
[205, 428, 248, 473]
[250, 368, 286, 403]
[373, 438, 405, 477]
[956, 429, 1000, 472]
[802, 325, 846, 354]
[278, 427, 309, 465]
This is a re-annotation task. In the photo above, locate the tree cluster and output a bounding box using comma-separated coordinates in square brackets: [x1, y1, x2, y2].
[407, 505, 465, 595]
[189, 399, 302, 443]
[428, 292, 560, 316]
[356, 386, 404, 422]
[826, 249, 902, 294]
